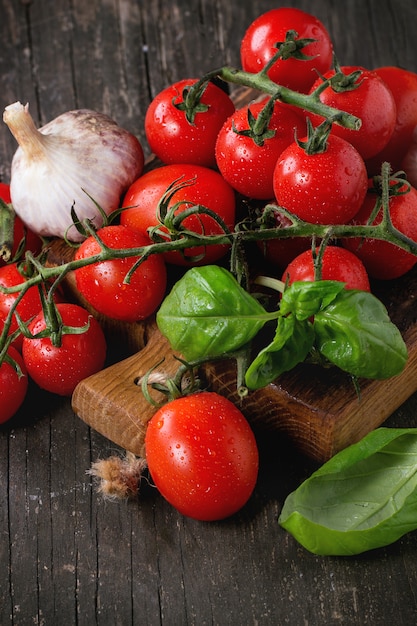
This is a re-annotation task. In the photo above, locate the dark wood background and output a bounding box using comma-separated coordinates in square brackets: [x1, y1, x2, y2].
[2, 1, 417, 624]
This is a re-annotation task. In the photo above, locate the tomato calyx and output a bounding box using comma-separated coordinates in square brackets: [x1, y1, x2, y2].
[318, 58, 364, 94]
[0, 198, 16, 263]
[271, 29, 317, 63]
[297, 118, 332, 155]
[231, 97, 277, 147]
[172, 80, 211, 125]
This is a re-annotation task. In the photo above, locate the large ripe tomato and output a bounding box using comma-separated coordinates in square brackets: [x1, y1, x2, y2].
[22, 302, 107, 396]
[145, 391, 259, 521]
[240, 8, 333, 93]
[0, 346, 28, 424]
[342, 181, 417, 280]
[366, 66, 417, 174]
[273, 134, 368, 225]
[215, 99, 305, 199]
[0, 262, 43, 351]
[281, 246, 371, 292]
[0, 182, 42, 266]
[121, 164, 236, 266]
[308, 66, 397, 160]
[145, 79, 235, 168]
[74, 225, 167, 322]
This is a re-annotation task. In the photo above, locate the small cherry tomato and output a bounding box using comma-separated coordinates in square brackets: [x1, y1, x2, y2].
[215, 100, 305, 199]
[281, 246, 371, 292]
[240, 7, 333, 93]
[343, 181, 417, 280]
[308, 66, 397, 160]
[273, 134, 368, 225]
[74, 225, 167, 322]
[145, 79, 235, 168]
[0, 346, 28, 424]
[121, 164, 236, 266]
[22, 303, 107, 396]
[145, 391, 259, 521]
[366, 66, 417, 174]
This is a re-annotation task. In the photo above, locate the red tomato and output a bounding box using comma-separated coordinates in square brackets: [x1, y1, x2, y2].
[240, 8, 333, 93]
[22, 303, 106, 396]
[0, 262, 43, 351]
[74, 225, 167, 322]
[145, 79, 235, 168]
[308, 66, 397, 160]
[0, 346, 28, 424]
[0, 182, 42, 266]
[145, 392, 259, 521]
[342, 181, 417, 280]
[273, 134, 368, 224]
[366, 66, 417, 174]
[281, 246, 371, 292]
[215, 99, 305, 199]
[256, 211, 312, 268]
[121, 164, 236, 265]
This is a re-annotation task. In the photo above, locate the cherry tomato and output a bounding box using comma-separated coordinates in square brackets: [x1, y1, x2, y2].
[74, 225, 167, 322]
[215, 99, 305, 199]
[281, 246, 371, 292]
[308, 66, 397, 160]
[0, 262, 44, 351]
[366, 66, 417, 174]
[0, 346, 28, 424]
[273, 134, 368, 225]
[145, 79, 235, 168]
[145, 392, 259, 521]
[22, 303, 106, 396]
[240, 8, 333, 93]
[121, 164, 236, 266]
[256, 211, 312, 268]
[0, 182, 42, 266]
[342, 181, 417, 280]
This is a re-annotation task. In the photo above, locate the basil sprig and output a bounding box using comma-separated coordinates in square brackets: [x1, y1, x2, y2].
[156, 265, 407, 385]
[279, 428, 417, 555]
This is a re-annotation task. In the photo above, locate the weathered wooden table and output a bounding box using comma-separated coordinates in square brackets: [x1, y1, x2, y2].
[2, 1, 417, 624]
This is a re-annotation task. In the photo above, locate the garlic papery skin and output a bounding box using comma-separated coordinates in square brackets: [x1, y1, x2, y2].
[3, 102, 144, 242]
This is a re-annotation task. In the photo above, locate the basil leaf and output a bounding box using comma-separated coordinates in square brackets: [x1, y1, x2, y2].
[314, 289, 407, 379]
[279, 428, 417, 556]
[280, 280, 346, 321]
[156, 265, 272, 361]
[245, 315, 314, 389]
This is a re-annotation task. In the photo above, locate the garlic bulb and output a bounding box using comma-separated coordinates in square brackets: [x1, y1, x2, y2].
[3, 102, 144, 241]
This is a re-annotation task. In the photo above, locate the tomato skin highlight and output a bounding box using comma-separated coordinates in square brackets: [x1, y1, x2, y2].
[282, 246, 371, 292]
[0, 346, 28, 424]
[240, 7, 333, 93]
[308, 66, 397, 160]
[273, 134, 368, 225]
[74, 225, 167, 322]
[215, 100, 305, 199]
[22, 303, 107, 396]
[343, 182, 417, 280]
[145, 392, 259, 521]
[145, 78, 235, 168]
[121, 164, 236, 266]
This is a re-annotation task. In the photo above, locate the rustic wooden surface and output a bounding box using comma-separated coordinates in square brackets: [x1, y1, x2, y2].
[2, 1, 417, 624]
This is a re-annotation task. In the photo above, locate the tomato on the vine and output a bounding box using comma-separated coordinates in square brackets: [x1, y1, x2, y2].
[273, 134, 368, 225]
[74, 225, 167, 322]
[342, 181, 417, 280]
[145, 391, 259, 521]
[145, 78, 235, 168]
[22, 302, 107, 396]
[308, 66, 397, 160]
[121, 164, 236, 266]
[240, 7, 333, 93]
[215, 99, 305, 199]
[0, 346, 28, 424]
[366, 66, 417, 174]
[281, 246, 371, 292]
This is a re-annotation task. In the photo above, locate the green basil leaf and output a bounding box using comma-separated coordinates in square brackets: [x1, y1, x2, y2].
[279, 428, 417, 556]
[313, 289, 408, 379]
[245, 315, 314, 389]
[280, 280, 346, 321]
[156, 265, 272, 361]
